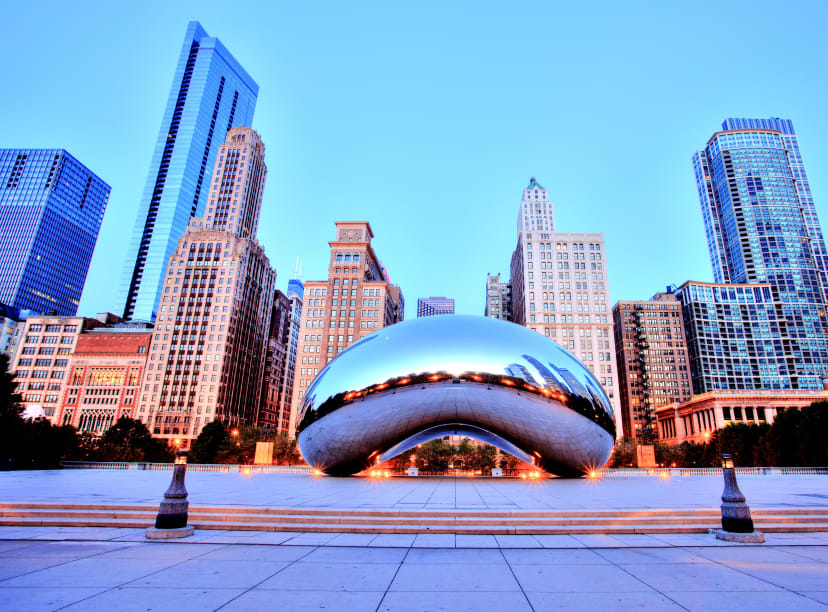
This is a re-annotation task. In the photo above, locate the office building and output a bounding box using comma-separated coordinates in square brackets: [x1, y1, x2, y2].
[688, 118, 828, 390]
[417, 296, 454, 317]
[120, 21, 258, 322]
[10, 314, 119, 422]
[612, 291, 692, 442]
[289, 222, 404, 434]
[509, 178, 622, 435]
[135, 128, 276, 446]
[484, 273, 511, 321]
[0, 149, 110, 315]
[57, 328, 152, 434]
[280, 279, 303, 436]
[259, 290, 291, 432]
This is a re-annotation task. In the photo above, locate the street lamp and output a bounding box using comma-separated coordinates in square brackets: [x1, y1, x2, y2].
[709, 453, 764, 543]
[231, 428, 240, 447]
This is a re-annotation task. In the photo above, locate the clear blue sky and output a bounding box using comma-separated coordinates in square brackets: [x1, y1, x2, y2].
[3, 1, 828, 319]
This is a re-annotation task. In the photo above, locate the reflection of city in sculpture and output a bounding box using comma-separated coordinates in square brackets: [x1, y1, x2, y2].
[296, 315, 616, 477]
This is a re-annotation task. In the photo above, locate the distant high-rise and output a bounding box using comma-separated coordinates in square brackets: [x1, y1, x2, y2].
[289, 222, 404, 436]
[484, 273, 511, 320]
[509, 178, 622, 435]
[417, 296, 454, 317]
[136, 128, 275, 446]
[120, 21, 258, 322]
[612, 291, 692, 442]
[689, 118, 828, 390]
[0, 149, 110, 315]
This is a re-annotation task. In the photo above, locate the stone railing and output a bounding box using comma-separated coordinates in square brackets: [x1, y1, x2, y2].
[59, 462, 827, 477]
[60, 461, 313, 474]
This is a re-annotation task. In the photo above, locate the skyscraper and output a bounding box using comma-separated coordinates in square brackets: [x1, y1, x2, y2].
[0, 149, 110, 315]
[289, 222, 404, 436]
[484, 273, 511, 320]
[509, 178, 622, 435]
[417, 296, 455, 317]
[120, 21, 258, 322]
[689, 117, 828, 390]
[136, 128, 275, 446]
[612, 291, 692, 442]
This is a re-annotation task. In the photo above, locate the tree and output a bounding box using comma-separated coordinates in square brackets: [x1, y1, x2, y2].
[414, 439, 453, 472]
[272, 434, 303, 465]
[0, 353, 24, 469]
[189, 420, 228, 464]
[608, 437, 636, 468]
[97, 417, 173, 462]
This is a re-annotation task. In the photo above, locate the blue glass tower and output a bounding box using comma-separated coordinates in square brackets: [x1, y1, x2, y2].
[688, 118, 828, 390]
[120, 21, 258, 321]
[0, 149, 110, 315]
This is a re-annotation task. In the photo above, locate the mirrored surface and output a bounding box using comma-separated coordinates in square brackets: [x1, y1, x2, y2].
[297, 315, 615, 476]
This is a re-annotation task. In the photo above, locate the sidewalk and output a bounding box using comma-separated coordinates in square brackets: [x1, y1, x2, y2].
[1, 526, 827, 611]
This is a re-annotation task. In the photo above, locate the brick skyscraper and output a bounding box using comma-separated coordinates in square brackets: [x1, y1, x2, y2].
[136, 128, 275, 446]
[289, 222, 404, 437]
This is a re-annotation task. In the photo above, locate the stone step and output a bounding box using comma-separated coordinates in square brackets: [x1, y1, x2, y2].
[1, 516, 826, 535]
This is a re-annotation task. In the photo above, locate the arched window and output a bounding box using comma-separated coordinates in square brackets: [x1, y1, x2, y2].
[335, 253, 343, 262]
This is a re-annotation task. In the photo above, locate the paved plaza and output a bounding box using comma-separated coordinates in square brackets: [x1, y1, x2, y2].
[1, 471, 827, 610]
[2, 469, 828, 511]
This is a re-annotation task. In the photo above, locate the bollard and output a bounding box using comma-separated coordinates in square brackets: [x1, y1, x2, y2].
[145, 450, 194, 540]
[709, 454, 764, 543]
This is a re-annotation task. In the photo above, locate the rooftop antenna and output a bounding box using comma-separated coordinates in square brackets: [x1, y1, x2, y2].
[294, 256, 302, 280]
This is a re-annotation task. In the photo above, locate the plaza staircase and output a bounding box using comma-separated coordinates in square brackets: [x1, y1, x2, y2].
[1, 503, 828, 535]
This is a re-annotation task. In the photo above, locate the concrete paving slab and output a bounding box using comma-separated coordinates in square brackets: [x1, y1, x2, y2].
[60, 586, 245, 612]
[502, 548, 609, 565]
[378, 590, 533, 611]
[256, 561, 399, 591]
[664, 590, 828, 611]
[412, 533, 455, 548]
[621, 562, 784, 592]
[389, 562, 520, 592]
[223, 588, 385, 611]
[0, 557, 74, 581]
[404, 548, 505, 565]
[1, 556, 180, 588]
[300, 546, 406, 565]
[454, 534, 499, 548]
[595, 546, 713, 565]
[533, 534, 585, 548]
[130, 558, 288, 589]
[723, 562, 828, 591]
[512, 563, 653, 593]
[369, 533, 416, 548]
[526, 591, 684, 610]
[196, 543, 315, 562]
[495, 534, 543, 548]
[0, 586, 109, 611]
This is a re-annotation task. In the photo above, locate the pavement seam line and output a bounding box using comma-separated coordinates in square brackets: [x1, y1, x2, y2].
[500, 546, 537, 611]
[374, 542, 411, 611]
[213, 542, 321, 610]
[591, 546, 692, 611]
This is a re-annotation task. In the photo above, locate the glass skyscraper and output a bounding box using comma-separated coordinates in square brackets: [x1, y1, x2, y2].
[0, 149, 110, 315]
[119, 21, 258, 322]
[687, 117, 828, 391]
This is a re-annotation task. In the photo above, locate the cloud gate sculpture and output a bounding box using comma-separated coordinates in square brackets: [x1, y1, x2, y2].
[296, 315, 616, 477]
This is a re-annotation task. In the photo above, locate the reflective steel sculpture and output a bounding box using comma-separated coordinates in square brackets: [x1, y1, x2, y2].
[296, 315, 616, 477]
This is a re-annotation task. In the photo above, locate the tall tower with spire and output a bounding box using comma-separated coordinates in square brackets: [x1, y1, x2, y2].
[135, 127, 276, 446]
[510, 178, 622, 436]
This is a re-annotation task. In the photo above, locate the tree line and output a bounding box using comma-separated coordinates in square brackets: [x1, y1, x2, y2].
[609, 401, 828, 468]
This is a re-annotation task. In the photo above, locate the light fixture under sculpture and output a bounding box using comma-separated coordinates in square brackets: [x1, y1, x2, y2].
[296, 315, 616, 477]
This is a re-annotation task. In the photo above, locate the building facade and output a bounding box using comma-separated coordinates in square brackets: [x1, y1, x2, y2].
[509, 179, 622, 435]
[134, 128, 276, 446]
[655, 389, 827, 445]
[690, 117, 828, 389]
[0, 149, 110, 315]
[57, 329, 151, 434]
[289, 222, 404, 436]
[417, 296, 454, 317]
[259, 290, 291, 432]
[279, 279, 303, 435]
[120, 21, 258, 322]
[9, 314, 117, 422]
[484, 273, 511, 321]
[612, 291, 692, 442]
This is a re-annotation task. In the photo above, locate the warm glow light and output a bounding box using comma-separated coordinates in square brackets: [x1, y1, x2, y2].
[659, 471, 670, 479]
[520, 473, 527, 479]
[313, 468, 323, 477]
[470, 375, 482, 381]
[500, 379, 515, 386]
[173, 438, 182, 447]
[398, 378, 410, 385]
[376, 383, 388, 390]
[242, 468, 251, 475]
[588, 470, 598, 480]
[231, 428, 239, 437]
[428, 374, 442, 381]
